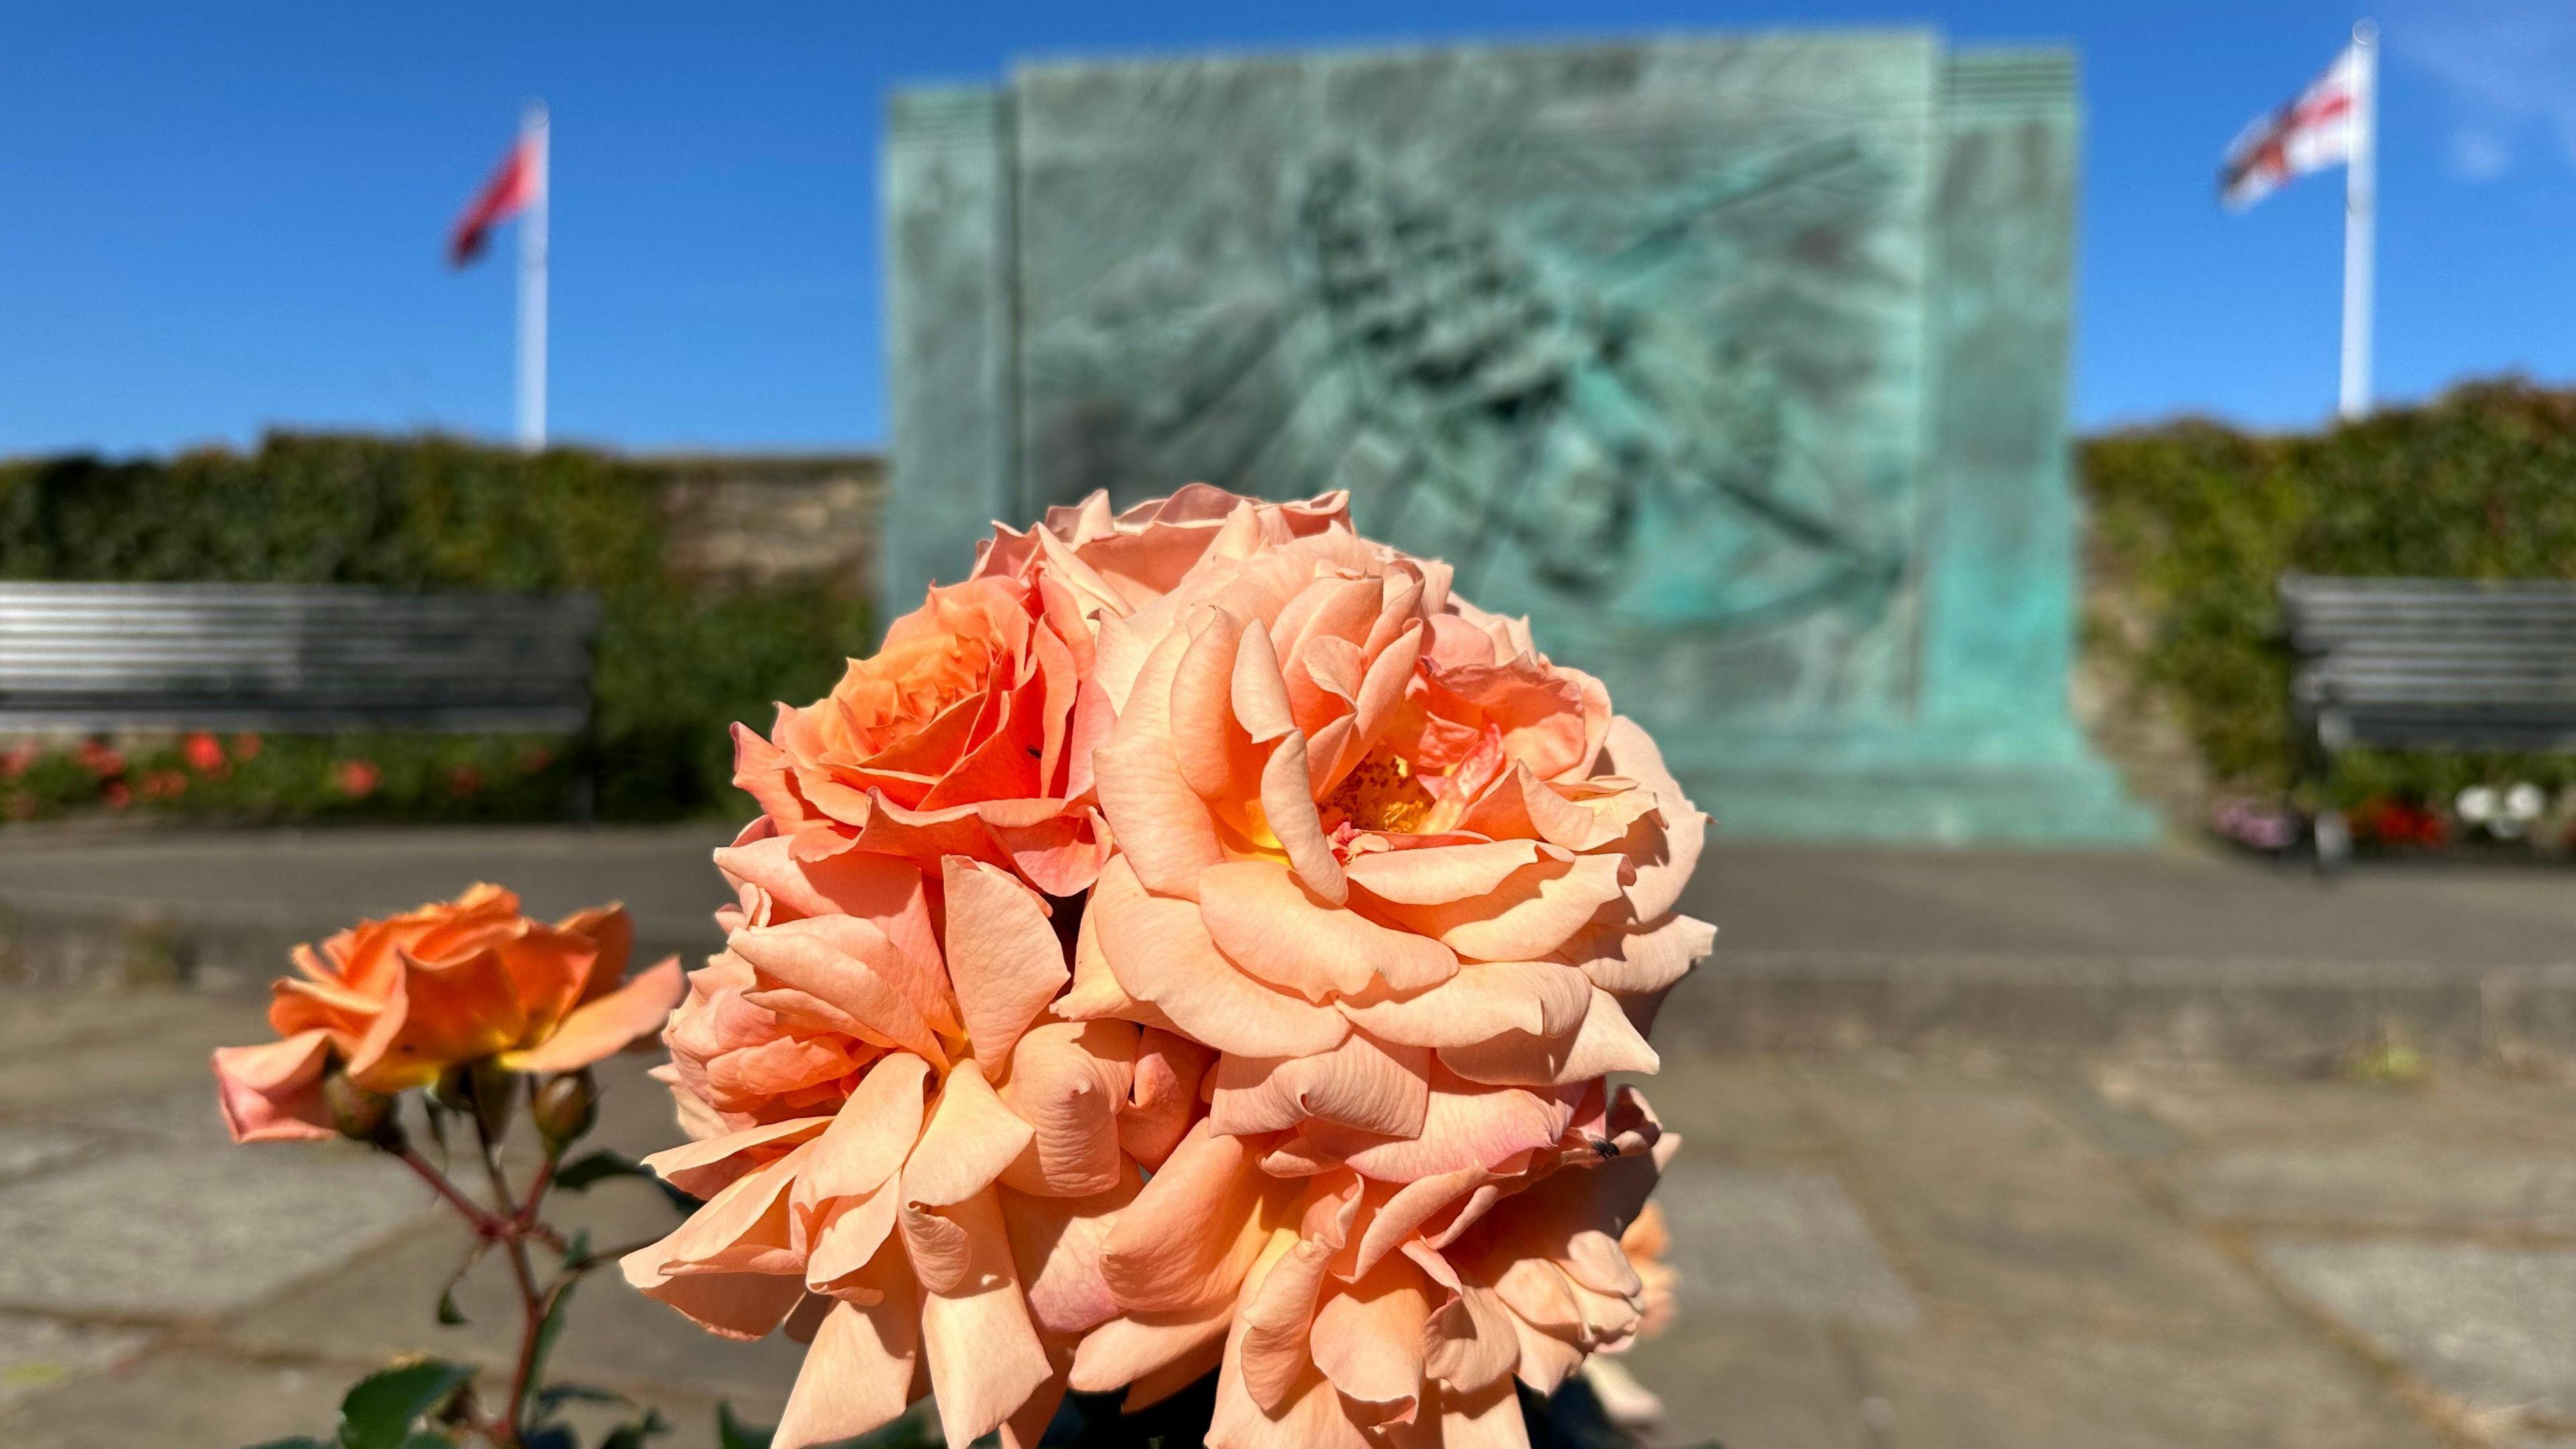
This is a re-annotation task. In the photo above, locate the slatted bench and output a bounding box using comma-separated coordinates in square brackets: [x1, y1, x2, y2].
[0, 583, 598, 734]
[2279, 574, 2576, 863]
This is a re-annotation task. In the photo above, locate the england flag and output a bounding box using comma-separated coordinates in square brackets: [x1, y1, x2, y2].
[2219, 44, 2362, 211]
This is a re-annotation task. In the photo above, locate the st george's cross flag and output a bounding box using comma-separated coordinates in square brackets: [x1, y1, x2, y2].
[2220, 43, 2362, 210]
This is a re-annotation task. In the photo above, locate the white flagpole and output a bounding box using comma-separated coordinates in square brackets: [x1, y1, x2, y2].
[517, 99, 549, 451]
[2338, 21, 2376, 421]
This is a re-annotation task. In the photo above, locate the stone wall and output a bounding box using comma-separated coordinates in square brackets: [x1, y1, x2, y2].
[645, 452, 884, 598]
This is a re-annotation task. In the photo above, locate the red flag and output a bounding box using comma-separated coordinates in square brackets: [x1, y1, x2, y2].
[447, 133, 541, 268]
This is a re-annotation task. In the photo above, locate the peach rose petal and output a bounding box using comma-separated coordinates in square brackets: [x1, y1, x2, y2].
[1338, 960, 1591, 1049]
[1238, 1233, 1333, 1412]
[1099, 1120, 1272, 1313]
[623, 1152, 812, 1340]
[1377, 853, 1628, 963]
[1118, 1026, 1214, 1170]
[1002, 1172, 1137, 1337]
[1330, 1077, 1582, 1183]
[1093, 858, 1348, 1060]
[1068, 1298, 1235, 1393]
[210, 1031, 335, 1142]
[773, 1293, 920, 1449]
[805, 1184, 902, 1294]
[898, 1062, 1034, 1295]
[731, 918, 949, 1068]
[1599, 716, 1706, 921]
[794, 1053, 932, 1204]
[1054, 902, 1178, 1032]
[998, 1020, 1134, 1197]
[1206, 1239, 1375, 1449]
[1436, 985, 1661, 1088]
[1416, 1263, 1523, 1397]
[1561, 913, 1715, 996]
[1090, 632, 1225, 899]
[1309, 1256, 1433, 1421]
[913, 1184, 1055, 1449]
[1209, 1032, 1430, 1139]
[642, 1115, 833, 1199]
[942, 857, 1071, 1064]
[1169, 607, 1262, 806]
[498, 955, 684, 1073]
[1198, 860, 1454, 1000]
[1340, 839, 1554, 905]
[1425, 1380, 1531, 1449]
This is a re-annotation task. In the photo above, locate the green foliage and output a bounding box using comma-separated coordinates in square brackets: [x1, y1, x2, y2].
[2083, 379, 2576, 802]
[716, 1403, 775, 1449]
[333, 1358, 476, 1449]
[553, 1147, 700, 1213]
[0, 433, 870, 821]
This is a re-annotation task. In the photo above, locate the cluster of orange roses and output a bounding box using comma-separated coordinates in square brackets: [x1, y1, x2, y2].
[636, 487, 1708, 1448]
[208, 486, 1705, 1449]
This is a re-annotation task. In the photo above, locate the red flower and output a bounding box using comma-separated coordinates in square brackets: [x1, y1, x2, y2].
[183, 733, 227, 773]
[139, 769, 189, 801]
[75, 741, 125, 777]
[0, 745, 36, 780]
[333, 759, 381, 799]
[101, 782, 132, 811]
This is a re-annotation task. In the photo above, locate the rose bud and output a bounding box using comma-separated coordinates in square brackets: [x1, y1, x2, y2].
[321, 1071, 401, 1148]
[430, 1059, 521, 1143]
[529, 1070, 598, 1150]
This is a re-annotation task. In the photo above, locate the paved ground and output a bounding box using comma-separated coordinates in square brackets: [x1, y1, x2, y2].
[5, 830, 2576, 1446]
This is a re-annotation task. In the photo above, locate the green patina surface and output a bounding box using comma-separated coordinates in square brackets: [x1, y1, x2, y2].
[881, 32, 2153, 843]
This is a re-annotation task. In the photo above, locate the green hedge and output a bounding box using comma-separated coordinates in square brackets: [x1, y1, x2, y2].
[2083, 378, 2576, 804]
[0, 434, 870, 821]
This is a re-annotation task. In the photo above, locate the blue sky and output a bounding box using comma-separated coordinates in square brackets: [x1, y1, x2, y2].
[5, 1, 2574, 456]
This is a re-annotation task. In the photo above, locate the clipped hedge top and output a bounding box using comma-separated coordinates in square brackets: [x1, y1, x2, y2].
[0, 433, 870, 820]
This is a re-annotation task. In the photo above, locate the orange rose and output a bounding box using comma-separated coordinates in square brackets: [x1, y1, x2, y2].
[973, 484, 1353, 627]
[1062, 492, 1708, 1179]
[211, 884, 683, 1136]
[630, 850, 1210, 1449]
[733, 574, 1105, 896]
[1079, 1083, 1672, 1448]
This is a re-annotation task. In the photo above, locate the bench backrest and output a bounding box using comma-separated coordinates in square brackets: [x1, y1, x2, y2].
[2279, 574, 2576, 751]
[0, 583, 598, 734]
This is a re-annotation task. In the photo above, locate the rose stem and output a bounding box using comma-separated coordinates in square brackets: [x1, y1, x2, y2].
[393, 1145, 509, 1239]
[474, 1097, 545, 1448]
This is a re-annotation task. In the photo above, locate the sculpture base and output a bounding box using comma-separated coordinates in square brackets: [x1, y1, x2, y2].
[1678, 757, 2161, 846]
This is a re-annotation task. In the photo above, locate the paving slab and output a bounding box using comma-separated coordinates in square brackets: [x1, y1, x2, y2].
[2187, 1148, 2576, 1233]
[2267, 1241, 2576, 1430]
[0, 1348, 359, 1449]
[0, 1142, 426, 1316]
[1654, 1163, 1917, 1328]
[0, 1313, 153, 1406]
[1854, 1318, 2443, 1449]
[1617, 1316, 1867, 1449]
